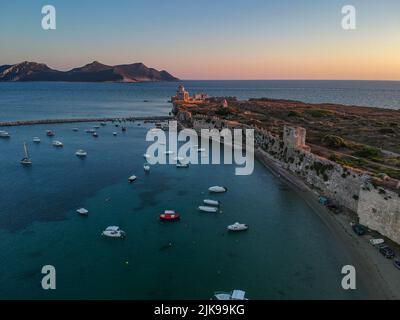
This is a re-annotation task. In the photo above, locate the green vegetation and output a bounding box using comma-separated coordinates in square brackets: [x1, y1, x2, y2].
[322, 135, 347, 149]
[287, 111, 302, 117]
[378, 127, 395, 134]
[353, 146, 382, 160]
[305, 109, 334, 118]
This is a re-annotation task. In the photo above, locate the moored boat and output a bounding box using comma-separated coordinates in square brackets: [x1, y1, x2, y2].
[198, 206, 219, 213]
[20, 142, 32, 166]
[101, 226, 125, 238]
[76, 208, 89, 216]
[0, 130, 10, 138]
[52, 140, 63, 147]
[33, 137, 41, 143]
[227, 222, 248, 232]
[75, 149, 87, 157]
[144, 163, 151, 172]
[209, 186, 227, 193]
[46, 130, 55, 137]
[160, 210, 180, 221]
[93, 132, 98, 137]
[128, 175, 137, 183]
[203, 199, 220, 206]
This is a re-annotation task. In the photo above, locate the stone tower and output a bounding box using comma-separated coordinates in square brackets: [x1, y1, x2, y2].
[283, 126, 310, 151]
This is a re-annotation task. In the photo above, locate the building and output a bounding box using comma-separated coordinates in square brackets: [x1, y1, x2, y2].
[283, 126, 311, 152]
[193, 92, 208, 101]
[221, 99, 229, 108]
[175, 85, 190, 102]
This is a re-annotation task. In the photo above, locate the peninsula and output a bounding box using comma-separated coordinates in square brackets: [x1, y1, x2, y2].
[0, 61, 179, 82]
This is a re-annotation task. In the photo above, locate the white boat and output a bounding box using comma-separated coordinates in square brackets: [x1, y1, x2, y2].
[20, 142, 32, 166]
[198, 206, 219, 213]
[76, 208, 89, 216]
[204, 199, 220, 206]
[176, 163, 189, 168]
[128, 175, 137, 183]
[33, 137, 41, 143]
[214, 290, 248, 300]
[370, 238, 385, 246]
[101, 226, 125, 238]
[227, 222, 248, 232]
[113, 132, 118, 136]
[52, 140, 63, 147]
[75, 149, 87, 157]
[0, 130, 10, 138]
[144, 164, 151, 172]
[164, 150, 174, 155]
[209, 186, 227, 193]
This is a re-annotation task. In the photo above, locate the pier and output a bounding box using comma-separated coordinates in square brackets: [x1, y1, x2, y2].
[0, 116, 174, 127]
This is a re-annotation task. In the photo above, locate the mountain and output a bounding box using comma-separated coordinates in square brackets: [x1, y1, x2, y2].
[0, 61, 179, 82]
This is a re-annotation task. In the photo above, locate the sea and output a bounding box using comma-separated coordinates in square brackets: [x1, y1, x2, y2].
[1, 80, 399, 299]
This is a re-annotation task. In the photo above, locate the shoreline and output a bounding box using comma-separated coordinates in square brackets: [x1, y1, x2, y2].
[0, 116, 173, 127]
[255, 148, 400, 300]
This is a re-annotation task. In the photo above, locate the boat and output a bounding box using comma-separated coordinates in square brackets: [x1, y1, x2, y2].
[101, 226, 125, 238]
[160, 210, 180, 221]
[213, 290, 248, 301]
[75, 149, 87, 157]
[92, 132, 98, 137]
[113, 132, 118, 136]
[76, 208, 89, 216]
[198, 206, 219, 213]
[204, 199, 220, 206]
[128, 175, 137, 183]
[52, 140, 63, 147]
[72, 128, 79, 132]
[100, 122, 106, 126]
[93, 126, 100, 129]
[209, 186, 227, 193]
[227, 222, 249, 232]
[33, 137, 41, 143]
[122, 126, 127, 132]
[144, 163, 151, 172]
[46, 130, 55, 137]
[176, 163, 189, 168]
[0, 130, 10, 138]
[20, 142, 32, 166]
[370, 238, 385, 246]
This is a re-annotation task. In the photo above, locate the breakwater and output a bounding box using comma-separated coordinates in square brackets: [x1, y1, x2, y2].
[0, 116, 173, 127]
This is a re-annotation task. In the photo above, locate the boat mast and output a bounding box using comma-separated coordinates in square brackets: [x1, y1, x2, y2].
[24, 142, 29, 159]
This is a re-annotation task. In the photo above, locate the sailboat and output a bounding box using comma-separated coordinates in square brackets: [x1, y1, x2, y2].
[20, 142, 32, 166]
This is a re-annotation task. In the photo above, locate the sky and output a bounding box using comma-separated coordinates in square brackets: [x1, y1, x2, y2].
[0, 0, 400, 80]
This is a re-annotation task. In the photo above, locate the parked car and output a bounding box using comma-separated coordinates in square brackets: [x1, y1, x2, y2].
[394, 259, 400, 270]
[352, 224, 366, 236]
[379, 245, 395, 259]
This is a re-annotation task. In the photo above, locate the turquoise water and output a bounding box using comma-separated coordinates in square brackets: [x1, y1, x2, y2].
[0, 121, 368, 299]
[1, 80, 400, 122]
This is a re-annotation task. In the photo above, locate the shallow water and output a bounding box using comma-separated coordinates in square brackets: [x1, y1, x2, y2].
[0, 122, 368, 299]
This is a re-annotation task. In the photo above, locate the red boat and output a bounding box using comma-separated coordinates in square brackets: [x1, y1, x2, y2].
[160, 210, 180, 221]
[46, 130, 55, 137]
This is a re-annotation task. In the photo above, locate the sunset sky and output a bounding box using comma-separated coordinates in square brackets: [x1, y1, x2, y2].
[1, 0, 400, 80]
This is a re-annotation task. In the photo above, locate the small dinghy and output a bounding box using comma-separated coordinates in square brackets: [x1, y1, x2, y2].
[46, 130, 55, 137]
[0, 130, 10, 138]
[160, 210, 180, 221]
[370, 238, 384, 246]
[128, 175, 137, 183]
[113, 132, 118, 136]
[76, 208, 89, 216]
[92, 132, 98, 137]
[75, 149, 87, 157]
[198, 206, 219, 213]
[52, 140, 63, 147]
[143, 163, 151, 172]
[227, 222, 248, 232]
[101, 226, 125, 238]
[204, 199, 220, 206]
[33, 137, 41, 143]
[209, 186, 227, 193]
[213, 290, 248, 300]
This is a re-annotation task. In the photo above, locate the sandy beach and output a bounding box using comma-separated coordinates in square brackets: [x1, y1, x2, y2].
[256, 148, 400, 300]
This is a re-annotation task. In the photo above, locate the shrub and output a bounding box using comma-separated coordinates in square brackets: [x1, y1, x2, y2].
[306, 109, 334, 118]
[322, 135, 347, 149]
[354, 146, 382, 159]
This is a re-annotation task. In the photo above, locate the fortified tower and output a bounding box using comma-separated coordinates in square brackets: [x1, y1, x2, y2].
[283, 126, 311, 152]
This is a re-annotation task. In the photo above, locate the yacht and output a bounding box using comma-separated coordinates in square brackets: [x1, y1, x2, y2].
[20, 142, 32, 166]
[0, 130, 10, 138]
[198, 206, 219, 213]
[227, 222, 248, 232]
[76, 208, 89, 216]
[46, 130, 55, 137]
[128, 175, 137, 183]
[33, 137, 41, 143]
[209, 186, 227, 193]
[113, 132, 118, 136]
[52, 140, 63, 147]
[160, 210, 180, 221]
[101, 226, 125, 238]
[203, 199, 220, 206]
[143, 163, 151, 172]
[75, 149, 87, 157]
[92, 132, 98, 137]
[213, 290, 248, 301]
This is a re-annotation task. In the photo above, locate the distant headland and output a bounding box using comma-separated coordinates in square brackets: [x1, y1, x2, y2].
[0, 61, 179, 82]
